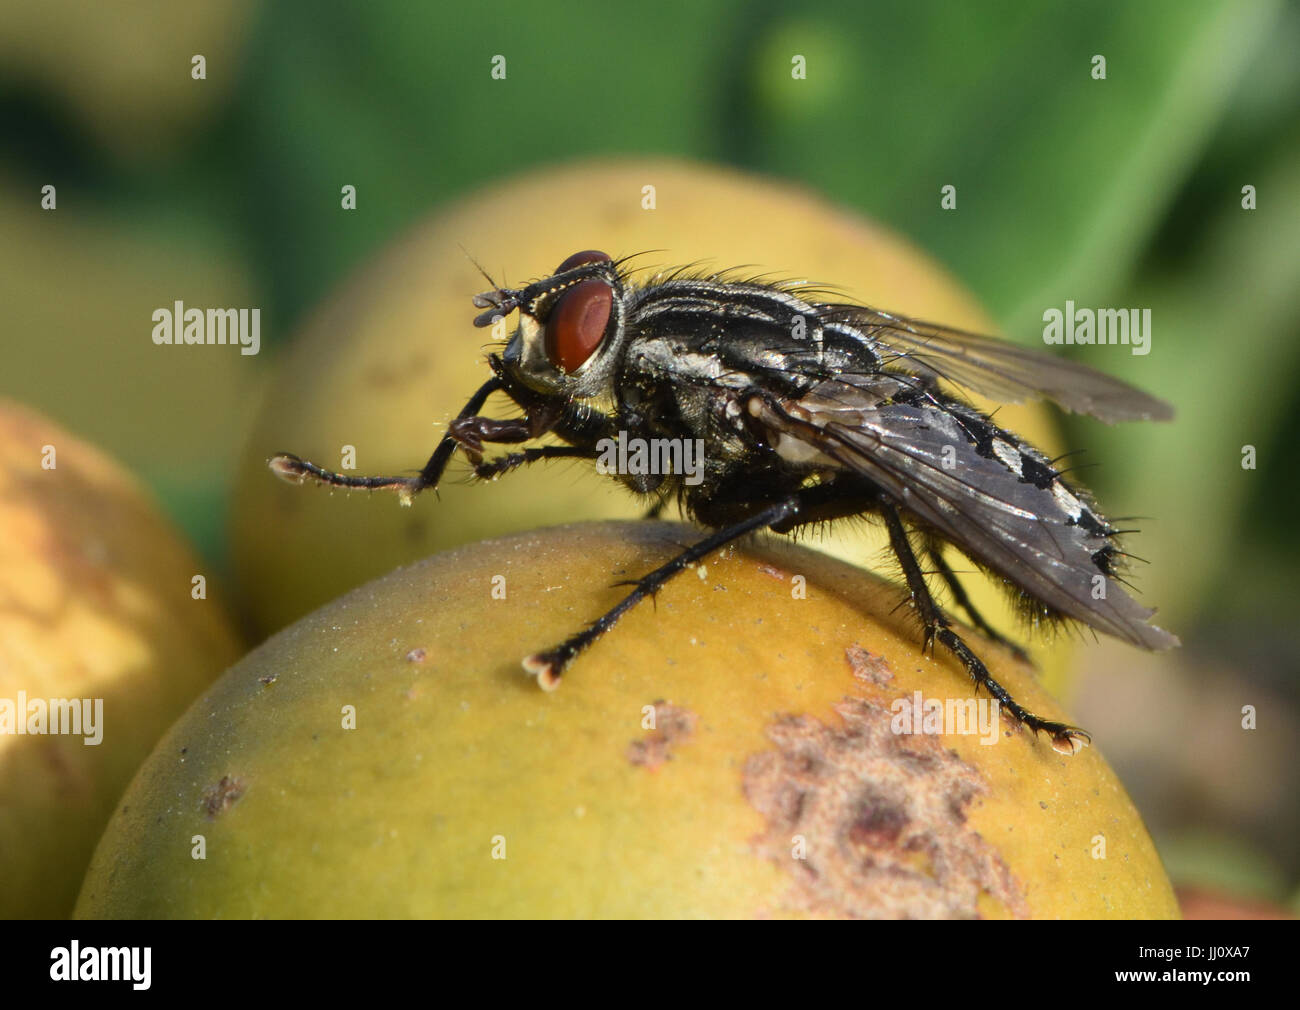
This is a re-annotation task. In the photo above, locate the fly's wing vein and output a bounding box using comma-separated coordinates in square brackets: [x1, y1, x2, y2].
[817, 304, 1173, 424]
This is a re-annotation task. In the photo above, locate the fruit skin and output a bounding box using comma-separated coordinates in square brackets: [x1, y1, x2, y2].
[0, 401, 244, 918]
[230, 159, 1072, 696]
[77, 521, 1176, 919]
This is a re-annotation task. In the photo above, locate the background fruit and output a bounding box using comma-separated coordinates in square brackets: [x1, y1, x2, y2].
[0, 401, 244, 918]
[0, 0, 255, 164]
[77, 521, 1176, 919]
[230, 158, 1074, 691]
[0, 182, 265, 560]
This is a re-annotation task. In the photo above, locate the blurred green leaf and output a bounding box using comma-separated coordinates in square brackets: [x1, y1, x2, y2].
[1068, 133, 1300, 629]
[738, 0, 1281, 331]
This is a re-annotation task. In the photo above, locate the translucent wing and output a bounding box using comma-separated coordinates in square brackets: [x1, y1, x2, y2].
[750, 383, 1178, 650]
[816, 303, 1173, 423]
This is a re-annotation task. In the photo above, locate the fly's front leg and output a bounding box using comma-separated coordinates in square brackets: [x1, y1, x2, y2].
[268, 377, 560, 504]
[523, 498, 801, 690]
[446, 410, 597, 479]
[882, 505, 1089, 755]
[447, 411, 555, 465]
[472, 445, 596, 480]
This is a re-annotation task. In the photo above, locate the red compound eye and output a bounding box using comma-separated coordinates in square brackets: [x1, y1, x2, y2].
[554, 249, 611, 273]
[544, 279, 613, 373]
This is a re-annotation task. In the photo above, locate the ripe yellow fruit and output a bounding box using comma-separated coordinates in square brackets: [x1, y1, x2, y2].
[77, 522, 1176, 919]
[230, 158, 1073, 694]
[0, 401, 244, 918]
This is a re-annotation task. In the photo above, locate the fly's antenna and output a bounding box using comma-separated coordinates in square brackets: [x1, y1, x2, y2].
[462, 244, 523, 327]
[459, 244, 504, 292]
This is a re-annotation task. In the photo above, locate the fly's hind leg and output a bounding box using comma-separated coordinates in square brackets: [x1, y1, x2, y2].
[883, 506, 1089, 755]
[924, 540, 1032, 664]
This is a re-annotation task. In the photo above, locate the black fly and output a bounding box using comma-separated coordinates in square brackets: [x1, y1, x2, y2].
[270, 250, 1178, 755]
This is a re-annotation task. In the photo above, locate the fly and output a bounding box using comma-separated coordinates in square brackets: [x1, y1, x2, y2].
[270, 249, 1178, 755]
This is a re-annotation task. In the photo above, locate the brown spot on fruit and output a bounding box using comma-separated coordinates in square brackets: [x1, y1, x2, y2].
[405, 647, 426, 663]
[743, 698, 1028, 919]
[202, 775, 246, 819]
[845, 644, 893, 686]
[627, 701, 697, 771]
[846, 787, 909, 848]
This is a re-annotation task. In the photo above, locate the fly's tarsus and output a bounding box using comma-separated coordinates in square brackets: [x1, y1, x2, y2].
[266, 376, 507, 505]
[268, 453, 422, 502]
[267, 452, 309, 484]
[521, 653, 563, 691]
[934, 627, 1090, 755]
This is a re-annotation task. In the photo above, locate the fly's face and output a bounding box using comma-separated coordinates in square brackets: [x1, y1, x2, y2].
[473, 250, 628, 405]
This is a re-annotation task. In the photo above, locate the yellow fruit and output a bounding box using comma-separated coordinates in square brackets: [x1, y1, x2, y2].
[0, 0, 254, 162]
[231, 158, 1072, 691]
[0, 179, 264, 503]
[0, 401, 244, 918]
[77, 522, 1175, 919]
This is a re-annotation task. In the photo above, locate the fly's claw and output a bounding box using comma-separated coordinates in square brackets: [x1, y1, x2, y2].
[522, 652, 563, 691]
[268, 453, 309, 484]
[1045, 724, 1091, 756]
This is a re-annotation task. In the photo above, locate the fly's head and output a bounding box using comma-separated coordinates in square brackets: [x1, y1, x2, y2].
[473, 250, 629, 405]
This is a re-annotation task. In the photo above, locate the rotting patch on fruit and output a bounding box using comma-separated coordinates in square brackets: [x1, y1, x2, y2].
[202, 775, 246, 819]
[744, 647, 1028, 919]
[744, 696, 1028, 919]
[846, 644, 894, 687]
[627, 700, 697, 770]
